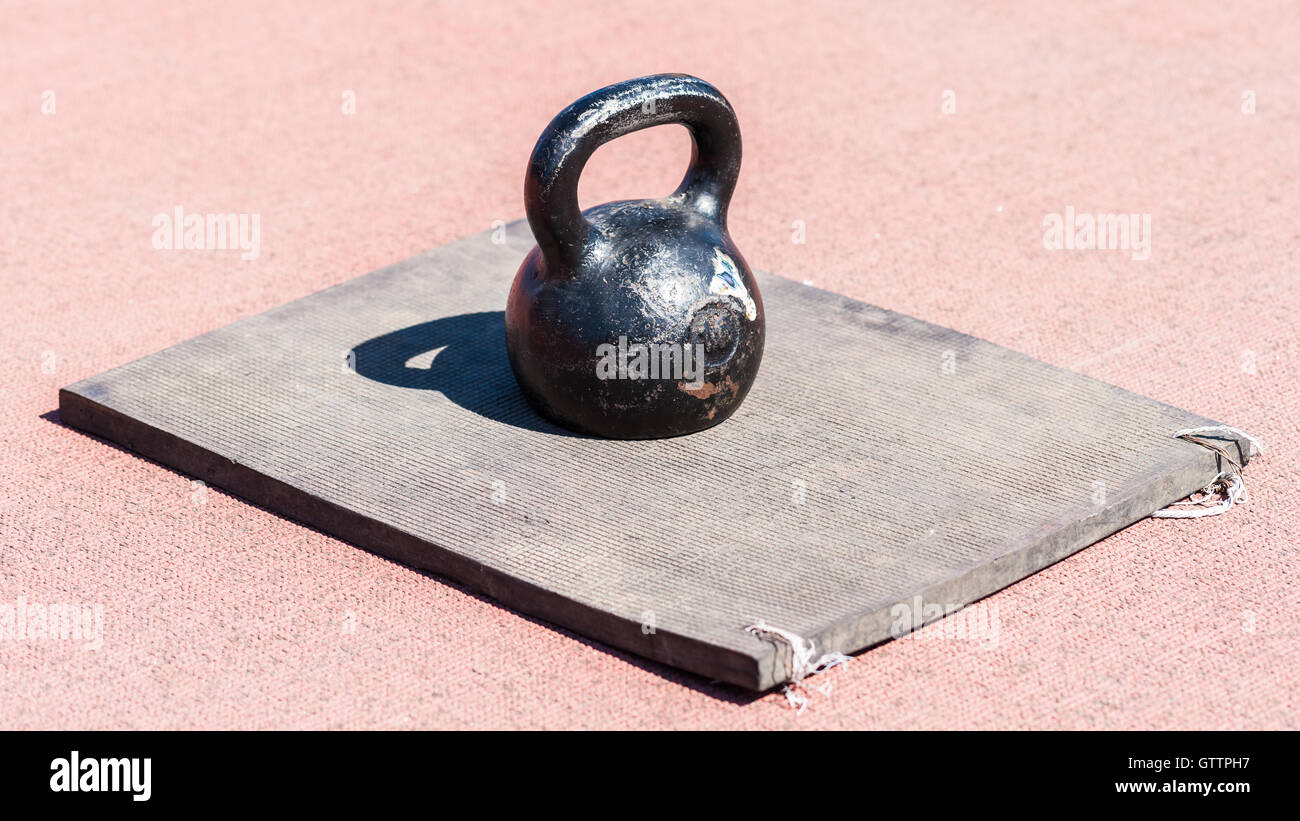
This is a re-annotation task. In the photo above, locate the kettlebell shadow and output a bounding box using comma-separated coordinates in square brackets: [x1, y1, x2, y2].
[349, 310, 584, 437]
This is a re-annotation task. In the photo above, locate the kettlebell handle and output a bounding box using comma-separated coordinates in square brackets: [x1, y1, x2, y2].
[524, 73, 742, 268]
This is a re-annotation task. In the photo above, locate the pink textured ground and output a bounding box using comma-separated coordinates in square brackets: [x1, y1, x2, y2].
[3, 1, 1297, 729]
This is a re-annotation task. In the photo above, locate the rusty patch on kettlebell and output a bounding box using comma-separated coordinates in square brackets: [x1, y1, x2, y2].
[678, 374, 738, 404]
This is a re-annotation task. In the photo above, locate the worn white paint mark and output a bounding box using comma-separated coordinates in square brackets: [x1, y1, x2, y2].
[710, 248, 757, 320]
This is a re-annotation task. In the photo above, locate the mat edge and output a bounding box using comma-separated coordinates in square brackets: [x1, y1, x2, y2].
[788, 426, 1253, 681]
[56, 388, 768, 691]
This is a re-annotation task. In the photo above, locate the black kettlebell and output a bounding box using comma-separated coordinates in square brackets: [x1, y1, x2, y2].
[505, 74, 765, 439]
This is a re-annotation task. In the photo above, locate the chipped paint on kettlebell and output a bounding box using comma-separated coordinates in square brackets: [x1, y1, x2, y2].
[709, 249, 757, 321]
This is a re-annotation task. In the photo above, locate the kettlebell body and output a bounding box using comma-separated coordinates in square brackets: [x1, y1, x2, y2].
[506, 74, 764, 439]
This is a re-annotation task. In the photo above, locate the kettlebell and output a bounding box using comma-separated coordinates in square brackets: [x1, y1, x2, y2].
[505, 74, 765, 439]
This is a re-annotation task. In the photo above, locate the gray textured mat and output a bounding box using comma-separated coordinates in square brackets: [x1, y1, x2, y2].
[59, 222, 1250, 690]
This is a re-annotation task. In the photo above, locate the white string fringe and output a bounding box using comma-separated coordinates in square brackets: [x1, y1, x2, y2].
[745, 621, 851, 713]
[1151, 425, 1264, 520]
[1172, 425, 1264, 458]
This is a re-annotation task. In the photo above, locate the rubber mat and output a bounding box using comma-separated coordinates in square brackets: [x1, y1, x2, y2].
[59, 221, 1252, 690]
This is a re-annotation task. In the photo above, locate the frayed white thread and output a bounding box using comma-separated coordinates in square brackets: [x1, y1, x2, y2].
[1171, 425, 1264, 458]
[1152, 470, 1246, 518]
[745, 621, 851, 713]
[1152, 425, 1263, 519]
